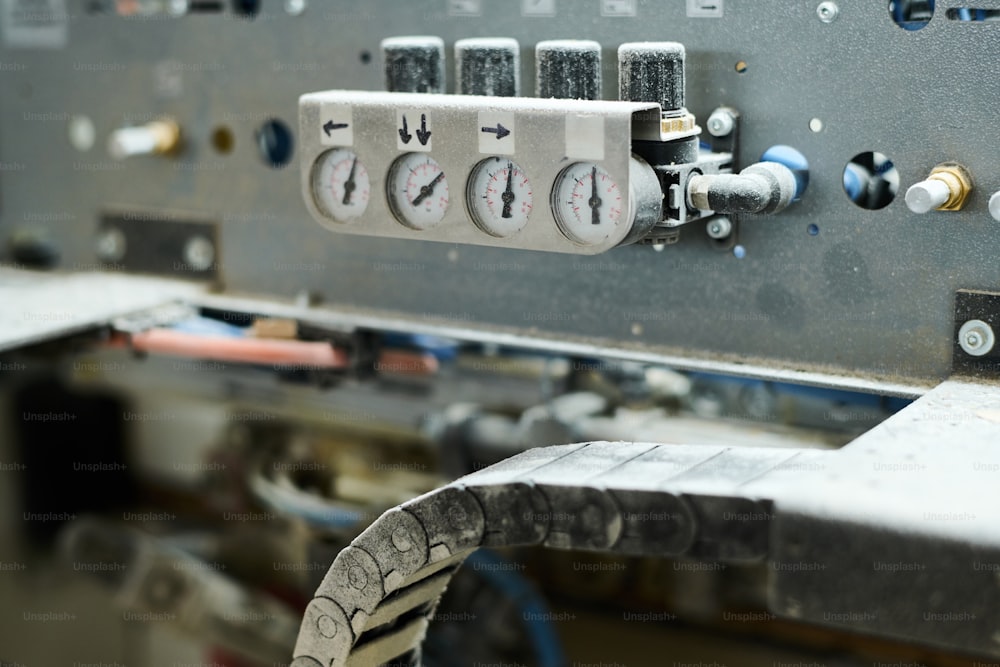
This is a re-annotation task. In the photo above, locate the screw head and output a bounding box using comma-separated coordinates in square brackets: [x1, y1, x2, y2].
[959, 319, 996, 357]
[706, 216, 733, 239]
[68, 115, 95, 152]
[96, 228, 126, 262]
[706, 109, 734, 138]
[817, 1, 839, 22]
[785, 598, 803, 618]
[183, 236, 215, 271]
[989, 191, 1000, 222]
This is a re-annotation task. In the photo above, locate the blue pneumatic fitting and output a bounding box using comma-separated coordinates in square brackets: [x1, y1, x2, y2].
[761, 145, 809, 201]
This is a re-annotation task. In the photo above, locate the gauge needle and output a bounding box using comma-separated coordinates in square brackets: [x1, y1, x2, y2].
[342, 157, 358, 206]
[588, 166, 602, 225]
[501, 163, 515, 219]
[412, 172, 445, 206]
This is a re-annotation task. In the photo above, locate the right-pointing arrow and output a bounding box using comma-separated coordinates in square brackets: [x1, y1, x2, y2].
[481, 123, 510, 140]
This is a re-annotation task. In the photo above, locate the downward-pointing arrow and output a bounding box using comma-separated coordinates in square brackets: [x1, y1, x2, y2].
[415, 114, 432, 146]
[480, 123, 510, 140]
[398, 115, 412, 144]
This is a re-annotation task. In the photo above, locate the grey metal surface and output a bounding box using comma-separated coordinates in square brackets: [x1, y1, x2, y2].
[767, 379, 1000, 656]
[1, 1, 997, 387]
[0, 268, 205, 352]
[191, 288, 934, 397]
[294, 379, 1000, 665]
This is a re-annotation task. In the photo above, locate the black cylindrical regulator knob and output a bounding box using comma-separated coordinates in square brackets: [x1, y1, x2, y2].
[381, 36, 446, 93]
[617, 42, 686, 112]
[535, 39, 602, 100]
[455, 37, 521, 97]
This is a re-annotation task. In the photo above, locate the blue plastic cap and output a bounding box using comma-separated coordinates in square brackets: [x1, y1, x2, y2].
[761, 145, 809, 201]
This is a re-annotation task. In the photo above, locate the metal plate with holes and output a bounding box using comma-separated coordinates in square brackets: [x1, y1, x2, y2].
[99, 210, 219, 279]
[2, 1, 999, 390]
[953, 289, 1000, 377]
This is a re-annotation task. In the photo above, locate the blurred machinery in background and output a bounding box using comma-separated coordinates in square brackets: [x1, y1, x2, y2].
[2, 1, 1000, 666]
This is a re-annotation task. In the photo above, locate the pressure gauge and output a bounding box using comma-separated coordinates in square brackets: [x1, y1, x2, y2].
[387, 153, 450, 230]
[551, 162, 625, 246]
[467, 157, 533, 237]
[311, 148, 371, 222]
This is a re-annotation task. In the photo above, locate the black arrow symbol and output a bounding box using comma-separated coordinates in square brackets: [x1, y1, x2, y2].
[416, 114, 432, 146]
[323, 120, 348, 137]
[480, 123, 510, 140]
[398, 115, 412, 144]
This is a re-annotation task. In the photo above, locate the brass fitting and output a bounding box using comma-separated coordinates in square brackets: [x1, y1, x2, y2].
[147, 118, 182, 156]
[927, 162, 973, 211]
[106, 117, 181, 160]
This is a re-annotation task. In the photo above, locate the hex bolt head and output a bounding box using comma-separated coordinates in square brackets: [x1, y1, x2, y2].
[959, 319, 996, 357]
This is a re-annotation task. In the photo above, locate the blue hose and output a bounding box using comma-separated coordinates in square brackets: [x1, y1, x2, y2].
[465, 550, 567, 667]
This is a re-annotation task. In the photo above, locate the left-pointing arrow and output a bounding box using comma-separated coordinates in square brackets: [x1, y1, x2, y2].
[323, 120, 348, 136]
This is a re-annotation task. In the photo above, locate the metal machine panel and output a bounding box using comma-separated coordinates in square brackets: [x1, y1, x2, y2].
[2, 1, 997, 390]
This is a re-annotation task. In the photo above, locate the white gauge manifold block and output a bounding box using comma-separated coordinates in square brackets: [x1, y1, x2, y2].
[311, 148, 371, 223]
[467, 157, 533, 237]
[300, 90, 669, 253]
[387, 153, 450, 230]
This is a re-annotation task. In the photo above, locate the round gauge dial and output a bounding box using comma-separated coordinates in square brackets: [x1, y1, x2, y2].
[467, 157, 533, 237]
[551, 162, 625, 245]
[387, 153, 450, 230]
[311, 148, 371, 222]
